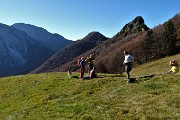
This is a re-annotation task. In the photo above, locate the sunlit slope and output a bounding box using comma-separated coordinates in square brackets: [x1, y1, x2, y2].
[131, 54, 180, 76]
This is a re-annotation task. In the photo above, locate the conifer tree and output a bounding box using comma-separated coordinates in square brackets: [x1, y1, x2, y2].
[143, 30, 154, 61]
[163, 21, 177, 56]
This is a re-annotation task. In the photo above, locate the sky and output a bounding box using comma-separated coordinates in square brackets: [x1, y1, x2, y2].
[0, 0, 179, 40]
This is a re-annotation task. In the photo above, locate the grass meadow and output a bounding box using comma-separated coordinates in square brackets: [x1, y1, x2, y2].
[0, 54, 180, 120]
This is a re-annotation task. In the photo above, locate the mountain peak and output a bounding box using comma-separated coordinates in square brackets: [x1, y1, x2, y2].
[12, 23, 51, 37]
[82, 31, 108, 42]
[132, 16, 144, 25]
[82, 31, 103, 38]
[115, 16, 149, 38]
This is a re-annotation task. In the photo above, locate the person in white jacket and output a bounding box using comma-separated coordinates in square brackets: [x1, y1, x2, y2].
[123, 51, 134, 79]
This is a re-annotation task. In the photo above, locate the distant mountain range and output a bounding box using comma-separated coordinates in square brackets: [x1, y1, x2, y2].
[12, 23, 72, 52]
[0, 23, 72, 77]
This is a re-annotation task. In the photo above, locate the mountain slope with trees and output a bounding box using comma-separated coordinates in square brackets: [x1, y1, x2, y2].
[57, 14, 180, 74]
[32, 16, 154, 73]
[57, 16, 151, 73]
[31, 32, 109, 73]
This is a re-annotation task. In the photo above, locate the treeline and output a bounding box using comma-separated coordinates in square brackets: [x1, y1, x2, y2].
[143, 20, 179, 61]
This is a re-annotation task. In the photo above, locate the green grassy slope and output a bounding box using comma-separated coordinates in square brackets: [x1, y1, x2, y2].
[131, 54, 180, 76]
[0, 55, 180, 120]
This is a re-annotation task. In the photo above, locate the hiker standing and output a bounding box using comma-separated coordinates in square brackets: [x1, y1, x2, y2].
[123, 51, 134, 79]
[86, 54, 94, 75]
[79, 57, 86, 78]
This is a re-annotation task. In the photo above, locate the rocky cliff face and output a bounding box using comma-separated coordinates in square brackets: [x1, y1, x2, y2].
[115, 16, 149, 38]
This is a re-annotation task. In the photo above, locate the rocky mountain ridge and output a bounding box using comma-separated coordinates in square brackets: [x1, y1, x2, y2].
[12, 23, 72, 51]
[115, 16, 149, 38]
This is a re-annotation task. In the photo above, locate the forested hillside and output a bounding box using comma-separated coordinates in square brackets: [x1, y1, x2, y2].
[59, 14, 180, 73]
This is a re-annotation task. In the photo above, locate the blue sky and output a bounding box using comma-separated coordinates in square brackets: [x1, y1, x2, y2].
[0, 0, 179, 40]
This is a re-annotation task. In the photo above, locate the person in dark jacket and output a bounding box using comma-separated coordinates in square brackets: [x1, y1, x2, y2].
[80, 57, 86, 78]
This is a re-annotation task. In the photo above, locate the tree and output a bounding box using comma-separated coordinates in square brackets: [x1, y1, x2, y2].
[163, 21, 177, 56]
[143, 30, 154, 61]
